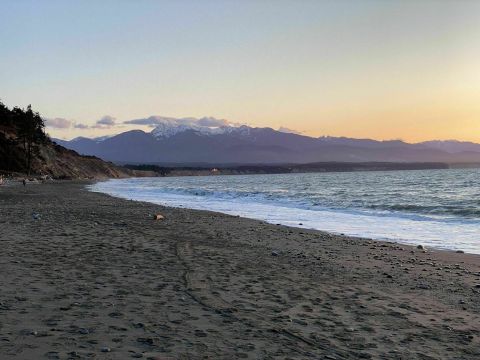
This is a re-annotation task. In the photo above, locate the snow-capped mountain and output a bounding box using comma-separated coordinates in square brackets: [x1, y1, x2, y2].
[152, 121, 221, 138]
[150, 117, 246, 138]
[54, 119, 480, 165]
[122, 115, 235, 137]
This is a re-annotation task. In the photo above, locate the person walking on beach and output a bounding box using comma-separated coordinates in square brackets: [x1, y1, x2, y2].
[22, 178, 26, 187]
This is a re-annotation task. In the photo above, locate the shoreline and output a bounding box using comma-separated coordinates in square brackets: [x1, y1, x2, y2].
[90, 179, 480, 259]
[91, 176, 480, 256]
[1, 181, 480, 359]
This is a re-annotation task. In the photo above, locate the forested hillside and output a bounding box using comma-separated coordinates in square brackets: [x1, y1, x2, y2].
[0, 102, 133, 179]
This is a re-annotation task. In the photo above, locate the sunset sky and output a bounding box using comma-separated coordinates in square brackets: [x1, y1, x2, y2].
[1, 0, 480, 142]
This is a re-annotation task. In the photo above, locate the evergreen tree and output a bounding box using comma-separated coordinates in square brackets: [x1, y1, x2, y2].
[0, 101, 10, 126]
[10, 104, 47, 174]
[0, 101, 48, 174]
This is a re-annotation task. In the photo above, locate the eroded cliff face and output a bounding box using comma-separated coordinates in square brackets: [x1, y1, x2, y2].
[35, 142, 133, 179]
[0, 126, 138, 179]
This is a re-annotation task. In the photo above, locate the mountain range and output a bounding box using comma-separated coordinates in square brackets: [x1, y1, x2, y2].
[54, 118, 480, 165]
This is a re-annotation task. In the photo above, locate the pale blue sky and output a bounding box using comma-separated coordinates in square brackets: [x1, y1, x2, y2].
[1, 0, 480, 141]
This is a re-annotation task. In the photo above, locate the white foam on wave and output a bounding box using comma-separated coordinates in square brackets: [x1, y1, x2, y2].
[90, 178, 480, 254]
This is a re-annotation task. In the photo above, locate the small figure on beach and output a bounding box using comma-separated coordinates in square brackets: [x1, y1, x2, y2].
[22, 178, 26, 187]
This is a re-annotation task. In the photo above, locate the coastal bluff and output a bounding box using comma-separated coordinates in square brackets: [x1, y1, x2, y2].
[0, 102, 149, 179]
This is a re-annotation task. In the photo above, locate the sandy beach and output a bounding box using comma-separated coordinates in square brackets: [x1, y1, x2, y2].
[1, 181, 480, 359]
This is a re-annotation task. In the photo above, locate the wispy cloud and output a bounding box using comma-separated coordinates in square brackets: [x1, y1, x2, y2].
[46, 114, 302, 136]
[94, 115, 117, 128]
[123, 115, 240, 128]
[45, 118, 92, 130]
[45, 114, 122, 131]
[45, 117, 73, 129]
[278, 126, 302, 135]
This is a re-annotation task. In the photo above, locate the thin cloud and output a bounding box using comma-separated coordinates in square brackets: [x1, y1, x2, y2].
[278, 126, 302, 135]
[123, 115, 241, 128]
[195, 117, 230, 127]
[94, 115, 116, 127]
[45, 115, 120, 130]
[45, 117, 73, 129]
[123, 116, 165, 126]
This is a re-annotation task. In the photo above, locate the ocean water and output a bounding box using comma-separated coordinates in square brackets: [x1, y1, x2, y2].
[89, 168, 480, 254]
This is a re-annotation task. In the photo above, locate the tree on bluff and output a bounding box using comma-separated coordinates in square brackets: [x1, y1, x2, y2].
[0, 101, 48, 174]
[0, 101, 12, 127]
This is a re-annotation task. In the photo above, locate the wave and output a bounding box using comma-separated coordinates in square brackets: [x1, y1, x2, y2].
[89, 170, 480, 254]
[102, 177, 480, 223]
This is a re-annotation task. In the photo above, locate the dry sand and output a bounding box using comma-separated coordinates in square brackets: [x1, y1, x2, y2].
[1, 181, 480, 359]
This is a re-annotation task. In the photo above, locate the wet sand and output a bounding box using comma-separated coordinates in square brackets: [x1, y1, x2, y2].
[1, 181, 480, 359]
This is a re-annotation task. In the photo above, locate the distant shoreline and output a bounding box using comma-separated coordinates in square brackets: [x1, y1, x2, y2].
[123, 161, 461, 177]
[2, 161, 478, 180]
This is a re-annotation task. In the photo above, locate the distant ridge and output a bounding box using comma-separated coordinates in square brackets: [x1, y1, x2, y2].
[55, 120, 480, 165]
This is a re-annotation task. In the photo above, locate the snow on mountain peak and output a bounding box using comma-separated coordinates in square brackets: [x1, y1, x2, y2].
[125, 115, 301, 138]
[150, 116, 245, 138]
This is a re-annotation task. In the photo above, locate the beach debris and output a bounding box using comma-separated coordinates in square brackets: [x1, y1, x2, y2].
[271, 250, 280, 257]
[292, 319, 308, 326]
[417, 245, 425, 250]
[137, 337, 155, 345]
[153, 214, 165, 220]
[324, 355, 337, 360]
[78, 328, 90, 335]
[194, 330, 208, 337]
[417, 283, 431, 290]
[32, 212, 41, 220]
[45, 352, 59, 359]
[456, 250, 465, 253]
[100, 347, 111, 353]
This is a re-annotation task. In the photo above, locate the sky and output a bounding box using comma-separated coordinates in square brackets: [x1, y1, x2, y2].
[1, 0, 480, 142]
